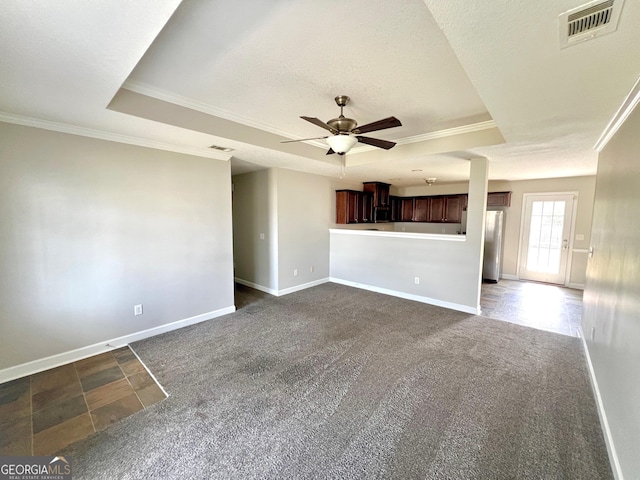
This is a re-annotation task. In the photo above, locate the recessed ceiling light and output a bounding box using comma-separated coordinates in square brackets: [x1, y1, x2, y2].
[208, 144, 234, 152]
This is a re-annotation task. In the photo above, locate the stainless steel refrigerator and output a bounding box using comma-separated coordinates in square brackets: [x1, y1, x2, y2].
[483, 210, 504, 283]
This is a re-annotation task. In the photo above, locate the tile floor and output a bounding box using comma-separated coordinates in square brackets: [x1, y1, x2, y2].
[480, 279, 583, 337]
[0, 346, 166, 456]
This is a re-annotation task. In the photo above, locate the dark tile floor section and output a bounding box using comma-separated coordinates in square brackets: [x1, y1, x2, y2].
[481, 279, 583, 337]
[0, 346, 166, 456]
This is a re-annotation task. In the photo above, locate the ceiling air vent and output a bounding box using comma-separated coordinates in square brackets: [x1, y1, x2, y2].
[208, 144, 234, 152]
[559, 0, 624, 48]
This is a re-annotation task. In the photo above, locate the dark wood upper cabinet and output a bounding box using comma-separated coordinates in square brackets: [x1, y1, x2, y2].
[363, 182, 391, 207]
[390, 196, 401, 222]
[413, 197, 430, 222]
[400, 198, 414, 222]
[336, 190, 359, 224]
[428, 196, 445, 222]
[336, 187, 510, 225]
[361, 192, 373, 223]
[487, 191, 512, 207]
[443, 195, 464, 223]
[336, 190, 374, 224]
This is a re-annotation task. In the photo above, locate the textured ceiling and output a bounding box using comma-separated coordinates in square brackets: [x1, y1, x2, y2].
[126, 0, 490, 141]
[1, 0, 640, 186]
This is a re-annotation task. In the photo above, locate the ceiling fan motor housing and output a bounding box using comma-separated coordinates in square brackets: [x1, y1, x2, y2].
[328, 116, 357, 133]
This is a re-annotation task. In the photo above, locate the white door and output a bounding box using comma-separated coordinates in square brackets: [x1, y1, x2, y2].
[519, 194, 575, 284]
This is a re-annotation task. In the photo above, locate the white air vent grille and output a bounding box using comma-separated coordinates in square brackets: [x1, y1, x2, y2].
[559, 0, 624, 48]
[567, 0, 613, 36]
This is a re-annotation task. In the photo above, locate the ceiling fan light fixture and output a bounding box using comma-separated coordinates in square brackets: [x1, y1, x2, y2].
[326, 134, 358, 154]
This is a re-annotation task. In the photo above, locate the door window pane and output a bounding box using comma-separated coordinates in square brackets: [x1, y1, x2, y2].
[527, 200, 566, 274]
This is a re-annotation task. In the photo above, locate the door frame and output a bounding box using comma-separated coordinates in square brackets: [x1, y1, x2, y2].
[516, 191, 579, 286]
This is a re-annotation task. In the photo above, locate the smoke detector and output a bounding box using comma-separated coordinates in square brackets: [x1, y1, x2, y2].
[559, 0, 625, 48]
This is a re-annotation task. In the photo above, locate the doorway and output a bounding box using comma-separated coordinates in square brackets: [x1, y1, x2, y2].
[518, 193, 576, 285]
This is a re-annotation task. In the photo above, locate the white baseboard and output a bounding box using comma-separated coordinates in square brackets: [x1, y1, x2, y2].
[0, 305, 235, 384]
[277, 278, 330, 296]
[329, 277, 480, 315]
[580, 329, 623, 480]
[501, 274, 519, 281]
[235, 277, 330, 297]
[234, 278, 278, 295]
[567, 282, 585, 290]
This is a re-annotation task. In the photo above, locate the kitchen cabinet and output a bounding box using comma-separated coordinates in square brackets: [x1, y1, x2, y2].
[487, 191, 512, 207]
[425, 195, 464, 223]
[400, 198, 414, 222]
[413, 197, 430, 222]
[336, 190, 359, 224]
[363, 181, 390, 207]
[337, 186, 510, 225]
[361, 192, 373, 223]
[443, 195, 464, 223]
[428, 196, 445, 222]
[390, 196, 401, 222]
[336, 190, 373, 224]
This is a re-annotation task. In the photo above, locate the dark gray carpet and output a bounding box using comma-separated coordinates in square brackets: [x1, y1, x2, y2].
[63, 283, 612, 479]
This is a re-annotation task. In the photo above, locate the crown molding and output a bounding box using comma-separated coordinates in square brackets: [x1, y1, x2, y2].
[0, 112, 232, 161]
[594, 76, 640, 152]
[398, 120, 497, 145]
[123, 80, 300, 140]
[123, 81, 499, 156]
[346, 120, 498, 155]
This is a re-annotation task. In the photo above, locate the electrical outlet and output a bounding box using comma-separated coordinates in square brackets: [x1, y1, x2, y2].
[414, 277, 420, 285]
[293, 269, 298, 277]
[259, 233, 265, 240]
[134, 304, 143, 316]
[310, 266, 314, 273]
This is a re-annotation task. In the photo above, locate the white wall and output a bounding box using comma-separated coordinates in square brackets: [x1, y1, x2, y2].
[276, 169, 334, 290]
[0, 123, 235, 376]
[232, 167, 362, 295]
[398, 176, 596, 287]
[582, 99, 640, 479]
[232, 169, 274, 290]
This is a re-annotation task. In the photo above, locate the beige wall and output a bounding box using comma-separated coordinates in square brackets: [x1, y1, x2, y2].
[398, 176, 596, 287]
[0, 123, 235, 372]
[582, 101, 640, 479]
[232, 167, 363, 294]
[232, 169, 274, 290]
[277, 168, 334, 290]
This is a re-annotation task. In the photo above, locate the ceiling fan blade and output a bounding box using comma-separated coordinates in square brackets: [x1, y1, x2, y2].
[326, 148, 335, 155]
[356, 136, 397, 150]
[281, 136, 328, 143]
[353, 116, 402, 134]
[301, 116, 337, 134]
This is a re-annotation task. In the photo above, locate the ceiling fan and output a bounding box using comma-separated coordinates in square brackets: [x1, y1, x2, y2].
[281, 95, 402, 155]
